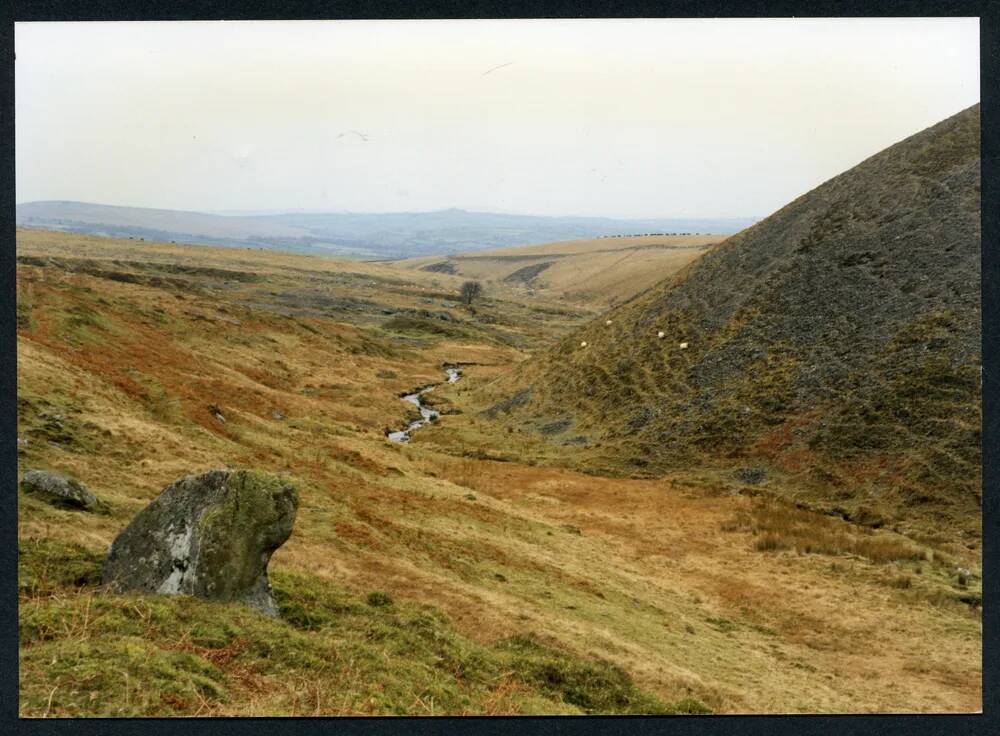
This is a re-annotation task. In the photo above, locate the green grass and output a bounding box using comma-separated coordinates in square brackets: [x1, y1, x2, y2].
[59, 301, 124, 346]
[17, 392, 102, 455]
[125, 370, 185, 424]
[19, 539, 708, 716]
[17, 299, 34, 330]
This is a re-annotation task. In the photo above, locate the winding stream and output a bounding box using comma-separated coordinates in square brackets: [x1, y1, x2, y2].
[387, 366, 461, 443]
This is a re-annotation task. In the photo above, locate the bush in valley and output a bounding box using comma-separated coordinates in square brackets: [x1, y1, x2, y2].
[460, 280, 483, 307]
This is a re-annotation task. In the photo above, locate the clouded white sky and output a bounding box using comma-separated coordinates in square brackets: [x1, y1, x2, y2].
[15, 18, 979, 219]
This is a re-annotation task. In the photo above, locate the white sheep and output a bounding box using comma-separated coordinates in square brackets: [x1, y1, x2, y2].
[605, 319, 613, 325]
[679, 342, 689, 349]
[580, 341, 588, 347]
[657, 331, 665, 339]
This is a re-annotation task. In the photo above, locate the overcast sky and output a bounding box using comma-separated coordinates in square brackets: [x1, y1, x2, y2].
[15, 18, 979, 219]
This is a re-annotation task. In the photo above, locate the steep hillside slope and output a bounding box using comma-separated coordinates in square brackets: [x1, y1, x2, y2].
[398, 235, 719, 306]
[472, 104, 981, 539]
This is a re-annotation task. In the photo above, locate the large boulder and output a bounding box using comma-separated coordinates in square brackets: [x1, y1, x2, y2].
[20, 469, 104, 512]
[102, 469, 298, 616]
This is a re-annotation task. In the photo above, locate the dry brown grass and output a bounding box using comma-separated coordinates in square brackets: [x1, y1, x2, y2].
[398, 235, 719, 306]
[16, 230, 981, 715]
[722, 498, 925, 563]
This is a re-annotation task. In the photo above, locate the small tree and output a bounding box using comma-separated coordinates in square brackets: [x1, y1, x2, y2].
[459, 280, 482, 307]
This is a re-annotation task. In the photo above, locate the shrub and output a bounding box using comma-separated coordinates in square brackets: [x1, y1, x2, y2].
[460, 281, 483, 307]
[366, 591, 394, 607]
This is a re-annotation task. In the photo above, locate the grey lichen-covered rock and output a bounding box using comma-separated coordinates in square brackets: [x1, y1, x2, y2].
[102, 469, 298, 616]
[20, 469, 103, 512]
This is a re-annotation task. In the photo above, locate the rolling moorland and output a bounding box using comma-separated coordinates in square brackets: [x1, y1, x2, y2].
[16, 106, 981, 716]
[15, 201, 754, 260]
[397, 234, 719, 307]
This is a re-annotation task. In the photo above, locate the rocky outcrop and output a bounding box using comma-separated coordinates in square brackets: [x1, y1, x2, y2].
[20, 469, 104, 512]
[102, 469, 298, 616]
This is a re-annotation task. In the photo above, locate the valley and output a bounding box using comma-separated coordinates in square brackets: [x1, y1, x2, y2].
[13, 16, 983, 723]
[16, 215, 981, 715]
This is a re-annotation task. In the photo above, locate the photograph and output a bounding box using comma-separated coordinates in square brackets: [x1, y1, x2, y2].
[14, 16, 982, 716]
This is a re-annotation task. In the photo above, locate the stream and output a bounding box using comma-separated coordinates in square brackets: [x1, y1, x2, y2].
[387, 366, 461, 443]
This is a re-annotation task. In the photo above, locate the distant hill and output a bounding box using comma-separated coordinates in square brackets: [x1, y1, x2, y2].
[476, 104, 981, 538]
[16, 201, 755, 259]
[397, 234, 721, 306]
[16, 200, 308, 240]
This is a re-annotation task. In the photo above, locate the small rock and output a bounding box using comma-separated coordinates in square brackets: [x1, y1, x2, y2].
[208, 404, 226, 423]
[272, 410, 286, 420]
[20, 469, 103, 512]
[102, 469, 299, 616]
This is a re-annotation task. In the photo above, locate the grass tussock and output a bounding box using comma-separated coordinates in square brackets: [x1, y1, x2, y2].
[18, 539, 705, 717]
[723, 498, 924, 563]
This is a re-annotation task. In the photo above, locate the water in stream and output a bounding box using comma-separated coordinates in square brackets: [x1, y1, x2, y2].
[387, 366, 461, 443]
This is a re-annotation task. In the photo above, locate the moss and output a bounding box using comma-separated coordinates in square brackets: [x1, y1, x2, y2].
[492, 634, 705, 714]
[272, 571, 363, 630]
[17, 393, 99, 453]
[18, 538, 104, 599]
[20, 635, 227, 717]
[58, 303, 119, 345]
[126, 371, 184, 423]
[16, 300, 34, 330]
[366, 591, 394, 607]
[193, 470, 298, 602]
[18, 539, 683, 716]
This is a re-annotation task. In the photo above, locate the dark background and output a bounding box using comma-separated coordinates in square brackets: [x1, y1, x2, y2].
[1, 2, 995, 735]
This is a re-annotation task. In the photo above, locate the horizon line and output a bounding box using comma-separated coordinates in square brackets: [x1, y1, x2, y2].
[15, 199, 761, 222]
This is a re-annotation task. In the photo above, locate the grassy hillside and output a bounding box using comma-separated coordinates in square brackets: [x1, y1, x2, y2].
[398, 235, 719, 306]
[460, 105, 982, 544]
[15, 228, 591, 351]
[16, 228, 980, 715]
[22, 539, 702, 716]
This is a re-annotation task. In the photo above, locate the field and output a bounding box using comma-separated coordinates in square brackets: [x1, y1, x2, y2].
[16, 229, 981, 716]
[397, 235, 719, 306]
